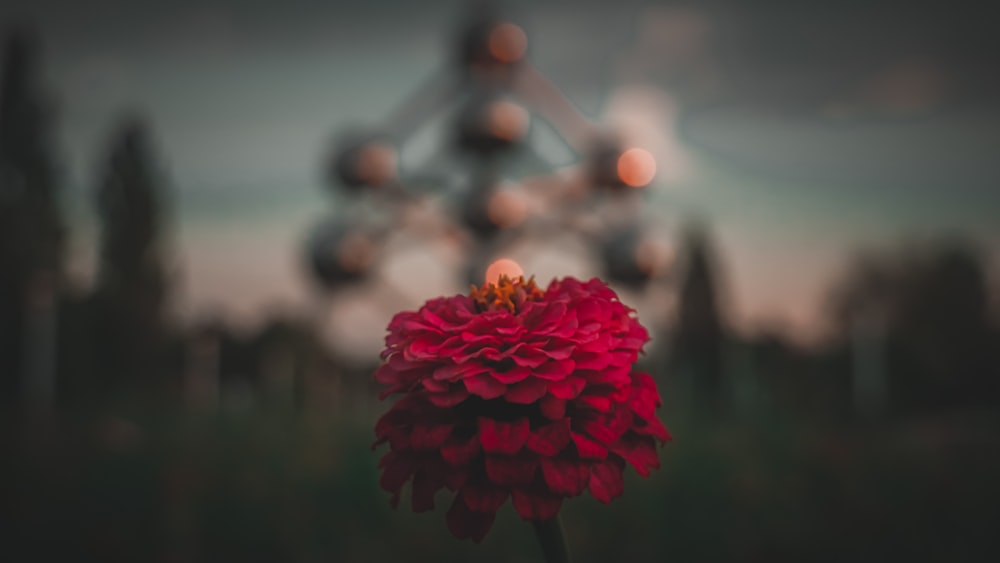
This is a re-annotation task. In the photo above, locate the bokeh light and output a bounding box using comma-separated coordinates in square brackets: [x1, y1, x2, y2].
[616, 147, 657, 188]
[337, 232, 376, 274]
[487, 100, 529, 142]
[635, 236, 674, 277]
[488, 22, 527, 64]
[486, 188, 528, 228]
[485, 258, 523, 284]
[355, 142, 397, 187]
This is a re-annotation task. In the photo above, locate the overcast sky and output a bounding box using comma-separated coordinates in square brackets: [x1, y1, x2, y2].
[4, 0, 999, 353]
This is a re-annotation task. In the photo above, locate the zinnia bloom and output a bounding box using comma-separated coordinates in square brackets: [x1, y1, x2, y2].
[374, 275, 670, 542]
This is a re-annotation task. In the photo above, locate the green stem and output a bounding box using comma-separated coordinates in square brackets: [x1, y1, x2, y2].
[533, 515, 571, 563]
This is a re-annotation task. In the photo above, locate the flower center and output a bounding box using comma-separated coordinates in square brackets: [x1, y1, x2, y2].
[469, 274, 544, 313]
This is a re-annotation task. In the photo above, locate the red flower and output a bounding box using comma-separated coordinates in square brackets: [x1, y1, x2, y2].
[374, 276, 670, 542]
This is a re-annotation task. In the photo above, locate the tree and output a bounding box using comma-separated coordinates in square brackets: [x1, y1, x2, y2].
[828, 240, 999, 414]
[669, 220, 728, 414]
[0, 25, 64, 403]
[90, 115, 171, 394]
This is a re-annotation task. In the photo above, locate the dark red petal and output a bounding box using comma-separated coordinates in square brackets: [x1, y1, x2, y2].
[497, 342, 526, 359]
[582, 409, 630, 446]
[588, 460, 624, 503]
[547, 376, 585, 399]
[427, 387, 470, 407]
[379, 452, 416, 493]
[461, 483, 509, 512]
[540, 396, 566, 420]
[485, 456, 539, 485]
[478, 417, 530, 455]
[613, 435, 660, 477]
[574, 352, 614, 371]
[412, 308, 449, 330]
[538, 343, 575, 360]
[509, 348, 550, 368]
[374, 362, 402, 384]
[441, 435, 481, 465]
[633, 372, 662, 402]
[453, 346, 500, 363]
[511, 490, 563, 521]
[446, 468, 469, 491]
[570, 432, 608, 460]
[492, 365, 531, 384]
[532, 360, 576, 381]
[464, 373, 507, 399]
[633, 416, 672, 442]
[583, 364, 631, 387]
[447, 494, 496, 543]
[628, 381, 660, 420]
[609, 382, 633, 403]
[461, 330, 501, 343]
[421, 377, 449, 392]
[540, 458, 591, 496]
[505, 377, 548, 404]
[547, 314, 579, 338]
[578, 395, 612, 412]
[410, 424, 454, 450]
[525, 418, 571, 456]
[528, 302, 567, 333]
[412, 468, 445, 512]
[433, 362, 488, 381]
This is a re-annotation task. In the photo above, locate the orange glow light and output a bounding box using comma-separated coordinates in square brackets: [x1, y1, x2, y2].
[635, 237, 674, 277]
[356, 142, 397, 187]
[616, 148, 657, 188]
[488, 22, 528, 64]
[338, 233, 375, 273]
[486, 189, 528, 228]
[488, 100, 529, 142]
[484, 258, 523, 285]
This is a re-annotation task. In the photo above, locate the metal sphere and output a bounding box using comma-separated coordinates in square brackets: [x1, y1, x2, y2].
[455, 95, 530, 155]
[327, 134, 398, 193]
[588, 137, 657, 191]
[456, 13, 528, 77]
[459, 183, 529, 239]
[305, 219, 379, 289]
[601, 227, 656, 289]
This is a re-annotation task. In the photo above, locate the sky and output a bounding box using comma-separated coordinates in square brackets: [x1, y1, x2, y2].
[4, 0, 999, 356]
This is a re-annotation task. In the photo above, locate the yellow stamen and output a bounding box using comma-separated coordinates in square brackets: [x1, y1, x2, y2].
[470, 274, 544, 313]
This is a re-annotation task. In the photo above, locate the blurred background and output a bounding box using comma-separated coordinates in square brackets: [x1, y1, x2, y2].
[2, 0, 999, 561]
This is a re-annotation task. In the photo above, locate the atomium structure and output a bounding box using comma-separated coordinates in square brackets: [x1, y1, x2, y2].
[305, 4, 674, 361]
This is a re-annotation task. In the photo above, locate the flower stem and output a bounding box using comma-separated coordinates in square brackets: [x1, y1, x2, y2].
[533, 515, 571, 563]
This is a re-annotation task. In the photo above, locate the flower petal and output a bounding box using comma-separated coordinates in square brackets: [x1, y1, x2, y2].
[511, 490, 562, 521]
[540, 458, 591, 496]
[478, 417, 529, 455]
[485, 456, 539, 485]
[525, 418, 571, 456]
[570, 431, 608, 460]
[412, 467, 445, 512]
[447, 494, 496, 543]
[461, 483, 509, 512]
[491, 365, 531, 384]
[547, 376, 585, 399]
[378, 452, 416, 493]
[410, 423, 454, 450]
[532, 360, 576, 381]
[588, 460, 624, 503]
[427, 387, 470, 407]
[540, 396, 566, 420]
[505, 377, 548, 404]
[464, 373, 506, 399]
[441, 435, 481, 465]
[612, 435, 660, 477]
